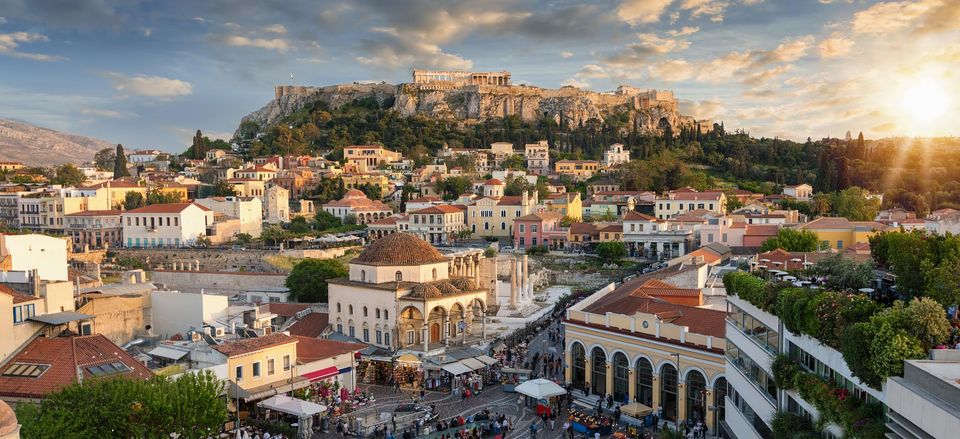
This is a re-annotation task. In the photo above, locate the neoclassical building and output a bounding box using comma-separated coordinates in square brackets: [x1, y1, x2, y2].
[563, 263, 727, 433]
[327, 233, 487, 353]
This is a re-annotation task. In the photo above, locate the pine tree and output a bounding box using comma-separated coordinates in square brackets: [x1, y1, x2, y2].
[193, 130, 205, 160]
[113, 144, 130, 177]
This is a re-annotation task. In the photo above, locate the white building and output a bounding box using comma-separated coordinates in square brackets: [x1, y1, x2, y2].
[121, 202, 212, 248]
[524, 140, 550, 175]
[149, 290, 229, 340]
[0, 233, 68, 281]
[128, 149, 163, 164]
[406, 204, 467, 245]
[602, 143, 631, 167]
[264, 184, 289, 224]
[782, 184, 813, 201]
[886, 354, 960, 439]
[622, 211, 694, 259]
[196, 196, 263, 238]
[326, 233, 487, 351]
[655, 190, 726, 219]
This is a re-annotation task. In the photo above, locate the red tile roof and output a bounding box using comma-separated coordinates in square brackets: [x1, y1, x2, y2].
[65, 210, 122, 217]
[628, 279, 702, 298]
[484, 178, 503, 185]
[0, 285, 39, 304]
[294, 337, 364, 363]
[624, 211, 660, 222]
[0, 335, 153, 399]
[516, 211, 563, 222]
[287, 313, 330, 338]
[412, 205, 463, 214]
[569, 222, 598, 235]
[212, 333, 297, 357]
[83, 180, 142, 189]
[123, 202, 210, 214]
[267, 303, 312, 318]
[582, 290, 724, 338]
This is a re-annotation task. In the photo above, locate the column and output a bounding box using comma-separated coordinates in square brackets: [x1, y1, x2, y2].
[564, 348, 573, 385]
[705, 386, 715, 435]
[628, 368, 637, 403]
[522, 255, 530, 300]
[444, 316, 451, 346]
[510, 258, 519, 309]
[652, 373, 661, 411]
[482, 316, 487, 339]
[422, 326, 428, 352]
[584, 358, 592, 395]
[678, 241, 685, 256]
[677, 381, 686, 422]
[604, 363, 613, 398]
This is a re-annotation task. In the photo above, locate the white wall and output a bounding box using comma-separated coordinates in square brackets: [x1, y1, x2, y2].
[150, 291, 229, 339]
[0, 234, 68, 281]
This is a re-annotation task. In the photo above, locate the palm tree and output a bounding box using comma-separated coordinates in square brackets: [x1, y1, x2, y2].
[811, 193, 832, 216]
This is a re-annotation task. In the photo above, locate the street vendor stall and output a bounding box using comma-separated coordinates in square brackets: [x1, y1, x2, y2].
[568, 408, 613, 437]
[258, 395, 327, 439]
[515, 378, 567, 416]
[500, 367, 532, 392]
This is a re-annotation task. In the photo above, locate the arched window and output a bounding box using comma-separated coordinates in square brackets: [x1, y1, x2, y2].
[591, 347, 607, 396]
[395, 271, 403, 282]
[660, 363, 678, 422]
[336, 303, 341, 313]
[613, 352, 629, 402]
[384, 310, 389, 320]
[432, 268, 437, 280]
[363, 306, 368, 317]
[686, 370, 708, 424]
[635, 358, 654, 406]
[571, 343, 586, 391]
[376, 308, 381, 319]
[361, 270, 366, 282]
[349, 305, 354, 315]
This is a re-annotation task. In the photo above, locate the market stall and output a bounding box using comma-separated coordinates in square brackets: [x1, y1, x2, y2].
[257, 395, 327, 439]
[568, 409, 613, 437]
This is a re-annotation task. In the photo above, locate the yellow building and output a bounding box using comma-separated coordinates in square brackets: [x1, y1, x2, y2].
[563, 263, 727, 433]
[341, 173, 391, 196]
[152, 182, 188, 202]
[466, 192, 537, 238]
[83, 180, 148, 209]
[554, 160, 600, 181]
[226, 178, 266, 198]
[598, 223, 623, 242]
[344, 145, 403, 172]
[0, 162, 24, 172]
[796, 217, 889, 250]
[542, 192, 582, 220]
[214, 333, 301, 401]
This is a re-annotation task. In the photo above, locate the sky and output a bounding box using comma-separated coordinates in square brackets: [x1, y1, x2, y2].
[1, 0, 959, 152]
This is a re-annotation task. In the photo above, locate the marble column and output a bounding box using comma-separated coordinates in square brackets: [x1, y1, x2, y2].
[677, 382, 687, 422]
[522, 255, 530, 300]
[422, 326, 428, 352]
[510, 258, 519, 309]
[444, 316, 451, 346]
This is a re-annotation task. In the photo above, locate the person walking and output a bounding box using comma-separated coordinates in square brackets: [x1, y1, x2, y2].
[529, 421, 538, 438]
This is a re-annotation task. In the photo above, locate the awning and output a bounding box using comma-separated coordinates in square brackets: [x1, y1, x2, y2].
[147, 346, 188, 361]
[477, 355, 499, 366]
[620, 402, 653, 417]
[228, 376, 312, 401]
[302, 366, 339, 382]
[441, 361, 473, 375]
[460, 358, 486, 371]
[396, 353, 421, 364]
[258, 395, 327, 417]
[27, 311, 93, 325]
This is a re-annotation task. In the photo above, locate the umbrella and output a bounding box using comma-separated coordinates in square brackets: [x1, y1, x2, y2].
[514, 378, 567, 399]
[258, 395, 327, 417]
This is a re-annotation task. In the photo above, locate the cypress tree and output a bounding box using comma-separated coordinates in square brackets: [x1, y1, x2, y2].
[113, 144, 130, 177]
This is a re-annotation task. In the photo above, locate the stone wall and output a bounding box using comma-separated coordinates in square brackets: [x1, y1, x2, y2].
[112, 248, 285, 273]
[281, 246, 358, 259]
[149, 270, 288, 294]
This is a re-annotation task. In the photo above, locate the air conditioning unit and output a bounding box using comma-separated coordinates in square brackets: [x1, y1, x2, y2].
[191, 332, 202, 342]
[215, 327, 226, 337]
[203, 327, 213, 336]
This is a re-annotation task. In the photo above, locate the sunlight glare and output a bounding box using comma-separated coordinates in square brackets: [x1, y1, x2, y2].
[901, 78, 950, 125]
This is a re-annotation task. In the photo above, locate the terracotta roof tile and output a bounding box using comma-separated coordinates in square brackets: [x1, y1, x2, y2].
[352, 232, 448, 266]
[267, 303, 312, 318]
[294, 337, 364, 363]
[65, 210, 122, 217]
[212, 333, 297, 357]
[412, 205, 462, 214]
[123, 202, 209, 214]
[0, 335, 153, 399]
[582, 289, 723, 338]
[287, 313, 330, 338]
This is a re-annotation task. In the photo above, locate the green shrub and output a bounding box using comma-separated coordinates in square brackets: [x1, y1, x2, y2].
[771, 412, 817, 439]
[771, 354, 799, 390]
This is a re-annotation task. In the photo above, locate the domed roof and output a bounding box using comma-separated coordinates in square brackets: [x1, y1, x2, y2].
[434, 280, 462, 295]
[408, 283, 442, 299]
[354, 233, 448, 266]
[450, 277, 477, 291]
[0, 400, 17, 436]
[343, 189, 366, 199]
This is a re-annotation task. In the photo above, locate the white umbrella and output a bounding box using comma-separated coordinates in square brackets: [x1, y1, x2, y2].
[514, 378, 567, 399]
[258, 394, 327, 417]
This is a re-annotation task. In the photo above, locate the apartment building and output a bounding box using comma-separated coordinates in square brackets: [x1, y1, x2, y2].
[196, 196, 263, 238]
[524, 140, 550, 175]
[554, 160, 600, 181]
[121, 203, 212, 248]
[603, 143, 631, 167]
[64, 210, 123, 251]
[513, 210, 564, 250]
[466, 191, 538, 239]
[213, 333, 302, 401]
[83, 180, 147, 208]
[343, 145, 402, 172]
[406, 204, 466, 245]
[655, 190, 727, 219]
[622, 211, 694, 259]
[264, 184, 290, 224]
[235, 164, 278, 181]
[17, 187, 111, 232]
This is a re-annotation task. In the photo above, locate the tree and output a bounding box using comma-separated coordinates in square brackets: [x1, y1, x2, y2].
[501, 154, 527, 171]
[93, 148, 116, 171]
[725, 192, 744, 211]
[923, 252, 960, 315]
[211, 179, 238, 197]
[811, 253, 874, 292]
[760, 228, 820, 252]
[288, 216, 312, 234]
[52, 164, 85, 186]
[261, 225, 289, 245]
[595, 241, 627, 263]
[314, 210, 342, 231]
[16, 371, 226, 439]
[357, 182, 382, 200]
[234, 233, 253, 244]
[192, 129, 206, 159]
[829, 187, 880, 221]
[504, 176, 532, 196]
[123, 191, 145, 210]
[113, 144, 130, 177]
[435, 176, 473, 200]
[285, 258, 348, 302]
[446, 153, 477, 173]
[146, 189, 182, 205]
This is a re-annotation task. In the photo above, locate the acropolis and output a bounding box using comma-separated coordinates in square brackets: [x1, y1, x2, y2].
[412, 69, 511, 89]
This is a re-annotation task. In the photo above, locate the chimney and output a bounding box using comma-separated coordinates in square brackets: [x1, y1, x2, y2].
[30, 268, 40, 297]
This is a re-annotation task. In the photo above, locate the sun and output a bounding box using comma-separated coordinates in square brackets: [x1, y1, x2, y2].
[901, 77, 950, 124]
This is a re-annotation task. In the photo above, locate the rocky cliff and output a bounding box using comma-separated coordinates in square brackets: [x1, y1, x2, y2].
[238, 82, 702, 137]
[0, 119, 112, 166]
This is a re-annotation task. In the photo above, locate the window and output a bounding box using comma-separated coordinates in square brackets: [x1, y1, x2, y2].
[630, 224, 635, 232]
[395, 271, 403, 282]
[376, 308, 381, 319]
[722, 233, 728, 242]
[707, 234, 714, 243]
[252, 362, 261, 378]
[531, 225, 538, 232]
[363, 306, 368, 317]
[86, 362, 131, 377]
[336, 303, 342, 313]
[363, 329, 370, 342]
[283, 355, 291, 371]
[837, 240, 843, 249]
[532, 238, 537, 246]
[385, 333, 391, 346]
[406, 330, 414, 344]
[80, 322, 92, 335]
[349, 305, 353, 315]
[376, 330, 382, 344]
[726, 339, 777, 404]
[337, 324, 343, 333]
[519, 224, 525, 233]
[12, 306, 23, 324]
[267, 359, 275, 375]
[349, 326, 355, 337]
[383, 310, 389, 320]
[2, 363, 50, 378]
[432, 268, 437, 280]
[361, 270, 366, 282]
[519, 238, 525, 246]
[235, 365, 244, 382]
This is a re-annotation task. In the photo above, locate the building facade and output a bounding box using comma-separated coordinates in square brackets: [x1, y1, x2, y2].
[603, 143, 631, 167]
[121, 203, 212, 248]
[64, 210, 123, 251]
[524, 141, 550, 175]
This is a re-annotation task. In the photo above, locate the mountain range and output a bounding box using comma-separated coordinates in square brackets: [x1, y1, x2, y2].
[0, 119, 112, 167]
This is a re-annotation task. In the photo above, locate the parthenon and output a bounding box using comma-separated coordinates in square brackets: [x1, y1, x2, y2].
[412, 69, 511, 87]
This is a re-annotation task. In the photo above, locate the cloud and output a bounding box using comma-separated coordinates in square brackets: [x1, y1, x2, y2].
[263, 24, 287, 34]
[222, 35, 292, 53]
[681, 0, 730, 23]
[667, 26, 700, 37]
[741, 0, 764, 5]
[647, 59, 695, 82]
[0, 0, 122, 29]
[80, 108, 137, 119]
[355, 28, 472, 70]
[603, 31, 692, 66]
[852, 1, 934, 34]
[561, 51, 574, 58]
[560, 77, 590, 89]
[0, 31, 65, 61]
[819, 34, 853, 58]
[679, 99, 725, 119]
[871, 122, 897, 132]
[617, 0, 674, 25]
[764, 35, 814, 63]
[0, 16, 6, 24]
[742, 64, 793, 86]
[103, 72, 193, 98]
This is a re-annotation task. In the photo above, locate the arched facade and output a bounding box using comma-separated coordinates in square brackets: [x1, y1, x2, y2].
[612, 352, 630, 402]
[571, 342, 586, 390]
[686, 370, 708, 423]
[635, 357, 654, 407]
[591, 347, 607, 396]
[660, 363, 679, 422]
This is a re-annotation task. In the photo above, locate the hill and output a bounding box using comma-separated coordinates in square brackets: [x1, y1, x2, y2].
[0, 119, 112, 166]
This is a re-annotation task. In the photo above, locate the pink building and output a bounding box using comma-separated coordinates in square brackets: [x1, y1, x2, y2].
[513, 211, 564, 250]
[699, 216, 746, 247]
